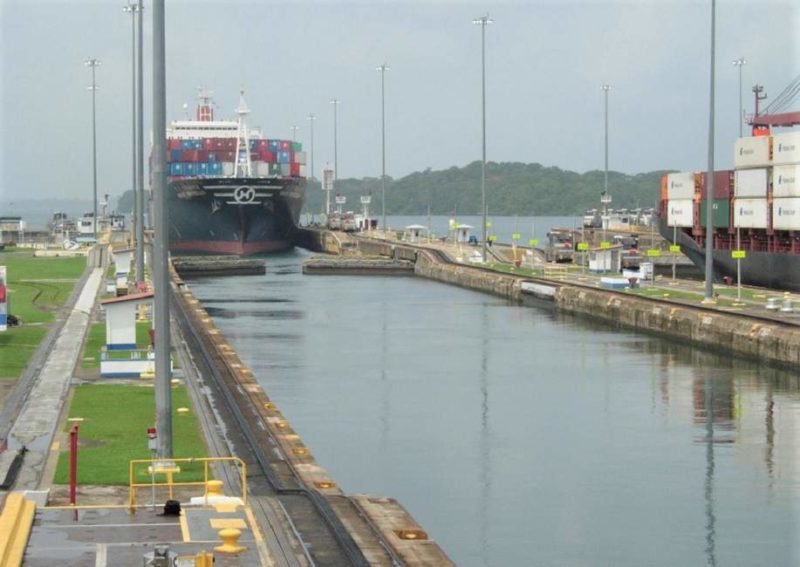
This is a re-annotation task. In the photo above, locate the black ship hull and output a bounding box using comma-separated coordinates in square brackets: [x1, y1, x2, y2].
[657, 213, 800, 292]
[168, 177, 305, 255]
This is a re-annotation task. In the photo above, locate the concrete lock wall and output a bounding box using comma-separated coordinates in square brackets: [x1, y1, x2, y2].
[554, 286, 800, 367]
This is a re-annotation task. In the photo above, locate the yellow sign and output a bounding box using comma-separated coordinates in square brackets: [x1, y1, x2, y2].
[512, 232, 521, 241]
[529, 239, 539, 247]
[577, 242, 589, 251]
[669, 245, 681, 253]
[732, 250, 746, 259]
[647, 249, 661, 257]
[600, 241, 611, 249]
[486, 221, 492, 229]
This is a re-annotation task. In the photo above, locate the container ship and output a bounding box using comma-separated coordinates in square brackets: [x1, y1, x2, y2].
[162, 90, 306, 255]
[657, 128, 800, 291]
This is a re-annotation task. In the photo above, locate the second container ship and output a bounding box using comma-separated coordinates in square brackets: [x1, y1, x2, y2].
[162, 90, 306, 255]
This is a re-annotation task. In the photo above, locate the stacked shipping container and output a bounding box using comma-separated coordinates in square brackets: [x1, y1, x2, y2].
[771, 131, 800, 231]
[165, 138, 306, 180]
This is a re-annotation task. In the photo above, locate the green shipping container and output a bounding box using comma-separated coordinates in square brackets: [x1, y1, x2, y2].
[292, 142, 302, 152]
[700, 199, 730, 228]
[269, 163, 282, 175]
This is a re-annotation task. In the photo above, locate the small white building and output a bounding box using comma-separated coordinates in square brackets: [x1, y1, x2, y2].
[112, 247, 134, 276]
[101, 291, 153, 350]
[452, 224, 474, 244]
[588, 245, 623, 273]
[404, 224, 429, 243]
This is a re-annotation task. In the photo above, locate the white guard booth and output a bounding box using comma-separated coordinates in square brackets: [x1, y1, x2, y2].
[588, 245, 622, 273]
[99, 291, 159, 378]
[404, 224, 429, 243]
[112, 247, 134, 276]
[452, 224, 473, 243]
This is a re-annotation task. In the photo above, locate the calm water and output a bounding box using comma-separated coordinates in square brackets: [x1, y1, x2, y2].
[188, 243, 800, 566]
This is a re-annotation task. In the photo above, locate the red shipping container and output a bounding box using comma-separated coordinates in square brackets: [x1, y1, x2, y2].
[257, 139, 269, 150]
[198, 150, 210, 161]
[260, 150, 275, 162]
[220, 151, 235, 161]
[290, 163, 301, 177]
[699, 170, 733, 200]
[279, 140, 291, 151]
[202, 138, 214, 150]
[225, 139, 237, 150]
[213, 139, 226, 150]
[182, 149, 200, 162]
[167, 139, 182, 150]
[250, 153, 260, 162]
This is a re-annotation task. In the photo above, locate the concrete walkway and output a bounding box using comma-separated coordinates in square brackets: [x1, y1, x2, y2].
[0, 267, 103, 490]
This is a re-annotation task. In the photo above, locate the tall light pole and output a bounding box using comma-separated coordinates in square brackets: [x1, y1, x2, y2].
[85, 58, 101, 242]
[290, 125, 299, 142]
[152, 0, 172, 457]
[306, 113, 316, 180]
[732, 57, 746, 137]
[473, 14, 492, 263]
[135, 0, 145, 281]
[377, 63, 389, 231]
[601, 84, 612, 241]
[330, 99, 340, 182]
[124, 2, 138, 256]
[704, 0, 717, 303]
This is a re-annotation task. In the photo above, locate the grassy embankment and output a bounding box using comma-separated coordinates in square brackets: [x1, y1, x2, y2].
[0, 252, 86, 379]
[54, 383, 207, 485]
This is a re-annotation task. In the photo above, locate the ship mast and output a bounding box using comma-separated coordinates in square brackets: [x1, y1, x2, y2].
[234, 90, 252, 177]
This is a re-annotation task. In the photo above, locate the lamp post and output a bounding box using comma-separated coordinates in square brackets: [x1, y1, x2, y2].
[377, 63, 389, 231]
[473, 14, 492, 263]
[136, 0, 145, 280]
[704, 0, 717, 303]
[330, 99, 340, 183]
[732, 57, 746, 137]
[306, 114, 316, 181]
[290, 125, 298, 142]
[124, 2, 138, 256]
[85, 58, 101, 242]
[601, 84, 612, 243]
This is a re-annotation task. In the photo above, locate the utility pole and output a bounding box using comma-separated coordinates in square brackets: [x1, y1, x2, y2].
[136, 0, 145, 281]
[124, 2, 138, 263]
[152, 0, 172, 457]
[330, 99, 340, 182]
[732, 57, 746, 137]
[473, 14, 493, 263]
[306, 114, 316, 181]
[377, 63, 389, 231]
[703, 0, 716, 303]
[85, 58, 101, 242]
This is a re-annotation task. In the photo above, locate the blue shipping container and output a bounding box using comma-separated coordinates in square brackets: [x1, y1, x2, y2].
[184, 163, 197, 175]
[170, 163, 184, 175]
[268, 140, 280, 151]
[180, 139, 194, 150]
[277, 151, 291, 164]
[193, 139, 203, 150]
[208, 152, 217, 162]
[209, 162, 222, 175]
[170, 149, 182, 161]
[198, 162, 209, 175]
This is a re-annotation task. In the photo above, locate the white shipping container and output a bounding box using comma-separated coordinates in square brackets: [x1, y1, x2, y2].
[733, 198, 768, 229]
[734, 168, 768, 197]
[666, 172, 696, 200]
[772, 198, 800, 230]
[772, 131, 800, 165]
[299, 165, 307, 178]
[773, 165, 800, 197]
[294, 151, 307, 165]
[255, 162, 270, 177]
[280, 163, 291, 176]
[667, 199, 693, 227]
[733, 136, 771, 169]
[221, 162, 235, 176]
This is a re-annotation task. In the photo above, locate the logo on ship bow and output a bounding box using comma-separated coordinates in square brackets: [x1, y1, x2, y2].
[234, 186, 256, 203]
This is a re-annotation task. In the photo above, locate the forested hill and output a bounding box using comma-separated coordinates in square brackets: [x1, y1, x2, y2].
[117, 161, 669, 216]
[305, 161, 668, 216]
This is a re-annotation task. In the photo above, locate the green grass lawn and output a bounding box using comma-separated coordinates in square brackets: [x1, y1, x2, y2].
[0, 252, 86, 378]
[54, 384, 207, 485]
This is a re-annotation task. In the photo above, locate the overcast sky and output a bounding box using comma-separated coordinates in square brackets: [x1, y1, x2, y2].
[1, 0, 798, 205]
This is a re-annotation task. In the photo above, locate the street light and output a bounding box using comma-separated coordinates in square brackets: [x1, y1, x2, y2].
[377, 63, 389, 231]
[601, 84, 612, 242]
[136, 0, 145, 280]
[85, 58, 101, 242]
[732, 57, 746, 137]
[124, 2, 138, 257]
[306, 113, 316, 180]
[473, 14, 492, 263]
[290, 125, 299, 142]
[703, 0, 717, 303]
[330, 99, 340, 182]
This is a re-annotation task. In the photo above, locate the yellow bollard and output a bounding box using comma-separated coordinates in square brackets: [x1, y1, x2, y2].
[214, 528, 245, 554]
[205, 480, 224, 497]
[195, 550, 214, 566]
